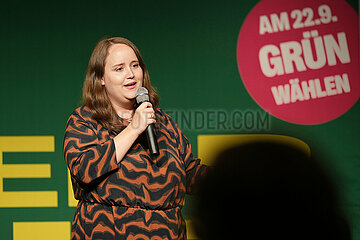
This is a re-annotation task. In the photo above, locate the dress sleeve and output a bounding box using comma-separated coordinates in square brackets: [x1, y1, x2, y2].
[63, 111, 119, 185]
[179, 132, 208, 195]
[164, 111, 208, 195]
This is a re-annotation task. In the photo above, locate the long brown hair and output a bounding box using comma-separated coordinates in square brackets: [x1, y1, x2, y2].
[82, 37, 159, 134]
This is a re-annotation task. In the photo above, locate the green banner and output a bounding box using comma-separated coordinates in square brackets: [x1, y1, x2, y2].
[0, 0, 359, 239]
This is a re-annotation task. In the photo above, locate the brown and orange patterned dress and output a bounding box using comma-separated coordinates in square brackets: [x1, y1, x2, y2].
[63, 106, 207, 239]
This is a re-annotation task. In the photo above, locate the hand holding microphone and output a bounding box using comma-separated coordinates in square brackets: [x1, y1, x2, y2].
[130, 101, 156, 135]
[131, 87, 159, 157]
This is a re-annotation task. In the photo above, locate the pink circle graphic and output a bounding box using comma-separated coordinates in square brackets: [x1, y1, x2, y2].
[237, 0, 359, 125]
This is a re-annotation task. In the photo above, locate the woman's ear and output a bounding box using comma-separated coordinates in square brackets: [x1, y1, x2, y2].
[101, 78, 105, 86]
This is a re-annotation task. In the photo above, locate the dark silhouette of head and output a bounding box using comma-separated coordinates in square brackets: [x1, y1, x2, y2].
[193, 141, 350, 240]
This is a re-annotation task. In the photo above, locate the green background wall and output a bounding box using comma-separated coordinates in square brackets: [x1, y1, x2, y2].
[0, 0, 359, 239]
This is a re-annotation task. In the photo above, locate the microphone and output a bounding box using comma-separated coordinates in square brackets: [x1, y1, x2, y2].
[135, 87, 160, 157]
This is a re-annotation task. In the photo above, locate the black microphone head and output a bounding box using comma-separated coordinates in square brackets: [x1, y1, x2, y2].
[136, 87, 149, 104]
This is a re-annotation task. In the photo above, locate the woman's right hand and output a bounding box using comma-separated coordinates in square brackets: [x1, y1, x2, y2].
[129, 102, 156, 136]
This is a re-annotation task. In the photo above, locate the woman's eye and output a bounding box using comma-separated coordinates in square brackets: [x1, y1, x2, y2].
[132, 63, 139, 68]
[116, 67, 123, 71]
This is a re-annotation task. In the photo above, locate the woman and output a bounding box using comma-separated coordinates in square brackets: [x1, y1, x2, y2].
[63, 37, 207, 239]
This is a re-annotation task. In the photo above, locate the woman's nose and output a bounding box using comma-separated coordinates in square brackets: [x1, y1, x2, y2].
[126, 67, 135, 78]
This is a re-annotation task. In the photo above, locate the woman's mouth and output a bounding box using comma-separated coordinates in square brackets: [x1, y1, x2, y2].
[124, 81, 137, 89]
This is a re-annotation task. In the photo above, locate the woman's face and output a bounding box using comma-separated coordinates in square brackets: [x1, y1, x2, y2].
[102, 43, 143, 108]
